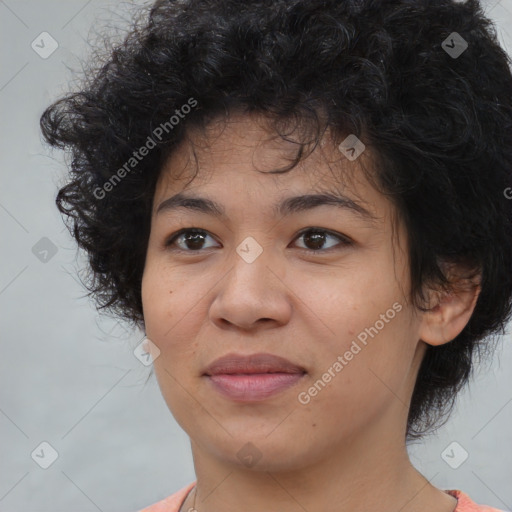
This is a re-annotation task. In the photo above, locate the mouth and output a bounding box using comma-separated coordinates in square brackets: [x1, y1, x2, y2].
[203, 352, 307, 402]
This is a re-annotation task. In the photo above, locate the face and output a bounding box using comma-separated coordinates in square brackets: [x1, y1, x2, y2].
[141, 113, 425, 472]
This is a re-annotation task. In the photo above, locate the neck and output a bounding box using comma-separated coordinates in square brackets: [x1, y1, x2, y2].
[180, 416, 457, 512]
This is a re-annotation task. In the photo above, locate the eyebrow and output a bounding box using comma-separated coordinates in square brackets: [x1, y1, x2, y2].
[155, 191, 377, 221]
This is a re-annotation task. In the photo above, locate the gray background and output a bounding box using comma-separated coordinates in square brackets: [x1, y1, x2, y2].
[0, 1, 511, 511]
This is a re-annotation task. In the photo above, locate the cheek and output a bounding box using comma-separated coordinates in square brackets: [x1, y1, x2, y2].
[141, 260, 191, 349]
[301, 262, 403, 338]
[141, 263, 205, 425]
[311, 309, 416, 426]
[295, 318, 414, 445]
[300, 267, 413, 394]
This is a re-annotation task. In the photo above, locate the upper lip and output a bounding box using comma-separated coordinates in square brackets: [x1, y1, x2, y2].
[203, 353, 306, 375]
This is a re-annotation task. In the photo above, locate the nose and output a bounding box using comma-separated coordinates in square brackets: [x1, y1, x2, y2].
[208, 243, 293, 332]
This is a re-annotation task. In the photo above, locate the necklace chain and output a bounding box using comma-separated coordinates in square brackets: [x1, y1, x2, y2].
[179, 485, 197, 512]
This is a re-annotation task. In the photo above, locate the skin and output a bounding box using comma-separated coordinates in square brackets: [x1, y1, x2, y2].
[141, 112, 480, 512]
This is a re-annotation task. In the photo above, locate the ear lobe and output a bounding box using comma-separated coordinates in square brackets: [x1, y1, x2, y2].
[419, 280, 481, 347]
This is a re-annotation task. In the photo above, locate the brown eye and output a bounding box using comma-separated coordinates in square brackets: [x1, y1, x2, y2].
[165, 229, 219, 251]
[292, 228, 352, 252]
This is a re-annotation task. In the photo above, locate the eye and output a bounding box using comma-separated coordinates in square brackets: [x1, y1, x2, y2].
[165, 228, 219, 252]
[164, 227, 352, 253]
[292, 227, 352, 252]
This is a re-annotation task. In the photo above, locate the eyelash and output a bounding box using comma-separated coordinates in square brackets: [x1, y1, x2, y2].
[163, 227, 353, 254]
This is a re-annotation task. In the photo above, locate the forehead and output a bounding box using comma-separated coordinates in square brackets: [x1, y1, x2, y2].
[152, 112, 386, 222]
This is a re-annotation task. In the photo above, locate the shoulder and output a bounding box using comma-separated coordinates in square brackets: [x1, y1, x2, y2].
[136, 485, 508, 512]
[445, 489, 509, 512]
[137, 481, 196, 512]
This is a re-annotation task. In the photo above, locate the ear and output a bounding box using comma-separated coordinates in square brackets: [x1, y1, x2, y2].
[419, 269, 481, 347]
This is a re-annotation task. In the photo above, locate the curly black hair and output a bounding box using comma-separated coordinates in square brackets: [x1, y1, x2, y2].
[40, 0, 512, 440]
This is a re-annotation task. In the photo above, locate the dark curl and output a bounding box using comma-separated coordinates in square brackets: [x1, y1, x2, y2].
[40, 0, 512, 439]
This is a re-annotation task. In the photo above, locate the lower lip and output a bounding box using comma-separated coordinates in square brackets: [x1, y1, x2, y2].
[205, 373, 305, 401]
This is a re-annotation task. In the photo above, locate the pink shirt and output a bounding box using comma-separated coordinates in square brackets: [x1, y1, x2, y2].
[138, 481, 507, 512]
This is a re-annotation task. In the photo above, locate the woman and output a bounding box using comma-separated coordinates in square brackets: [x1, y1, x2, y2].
[40, 0, 512, 511]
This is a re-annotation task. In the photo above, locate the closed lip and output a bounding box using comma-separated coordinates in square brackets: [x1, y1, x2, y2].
[203, 352, 307, 376]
